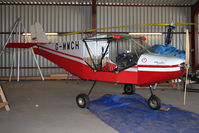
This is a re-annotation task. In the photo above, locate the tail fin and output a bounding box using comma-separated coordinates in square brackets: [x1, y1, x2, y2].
[30, 22, 49, 43]
[5, 22, 47, 48]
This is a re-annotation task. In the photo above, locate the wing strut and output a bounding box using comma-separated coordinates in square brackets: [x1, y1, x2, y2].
[100, 41, 110, 70]
[83, 40, 97, 70]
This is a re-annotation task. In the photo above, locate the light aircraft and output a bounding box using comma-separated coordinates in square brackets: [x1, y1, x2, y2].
[4, 21, 192, 110]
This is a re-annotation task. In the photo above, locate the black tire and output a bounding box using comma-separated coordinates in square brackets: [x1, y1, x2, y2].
[123, 84, 136, 95]
[148, 95, 161, 110]
[76, 93, 90, 108]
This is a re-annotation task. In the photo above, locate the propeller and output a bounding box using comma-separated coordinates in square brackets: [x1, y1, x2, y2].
[183, 29, 190, 105]
[61, 23, 199, 36]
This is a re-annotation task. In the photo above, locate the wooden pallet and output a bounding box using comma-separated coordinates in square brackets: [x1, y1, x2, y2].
[0, 74, 79, 81]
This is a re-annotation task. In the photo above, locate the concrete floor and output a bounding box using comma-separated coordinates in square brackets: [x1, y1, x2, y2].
[0, 80, 199, 133]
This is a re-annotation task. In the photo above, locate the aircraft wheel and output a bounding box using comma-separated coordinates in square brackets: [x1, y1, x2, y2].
[148, 95, 161, 110]
[76, 93, 90, 108]
[123, 84, 136, 95]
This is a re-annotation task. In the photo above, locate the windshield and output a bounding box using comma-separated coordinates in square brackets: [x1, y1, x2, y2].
[109, 36, 151, 70]
[83, 35, 152, 71]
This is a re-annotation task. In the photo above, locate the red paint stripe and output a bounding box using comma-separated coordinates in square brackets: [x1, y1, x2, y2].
[37, 48, 89, 78]
[138, 64, 180, 68]
[37, 47, 139, 84]
[138, 70, 185, 85]
[6, 42, 45, 48]
[0, 67, 60, 69]
[39, 45, 83, 60]
[131, 65, 138, 68]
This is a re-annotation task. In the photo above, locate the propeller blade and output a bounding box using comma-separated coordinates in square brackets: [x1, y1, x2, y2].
[61, 23, 199, 36]
[184, 29, 190, 105]
[185, 29, 190, 66]
[176, 23, 198, 26]
[62, 23, 170, 36]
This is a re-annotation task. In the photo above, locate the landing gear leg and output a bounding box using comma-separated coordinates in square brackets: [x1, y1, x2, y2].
[147, 83, 161, 110]
[76, 81, 96, 108]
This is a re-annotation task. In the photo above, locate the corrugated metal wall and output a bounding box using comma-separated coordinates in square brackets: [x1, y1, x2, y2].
[97, 6, 191, 47]
[0, 5, 192, 77]
[97, 6, 191, 63]
[0, 5, 92, 77]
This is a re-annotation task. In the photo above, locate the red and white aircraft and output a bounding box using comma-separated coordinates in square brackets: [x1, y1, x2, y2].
[5, 22, 187, 110]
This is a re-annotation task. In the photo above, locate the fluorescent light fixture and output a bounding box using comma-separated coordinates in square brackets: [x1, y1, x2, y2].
[22, 32, 58, 36]
[129, 32, 162, 35]
[46, 33, 58, 35]
[22, 33, 31, 36]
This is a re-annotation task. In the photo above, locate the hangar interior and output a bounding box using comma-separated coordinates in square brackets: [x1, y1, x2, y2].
[0, 0, 199, 133]
[0, 0, 199, 77]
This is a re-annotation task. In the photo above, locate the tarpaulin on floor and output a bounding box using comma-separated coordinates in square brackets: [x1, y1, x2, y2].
[88, 94, 199, 133]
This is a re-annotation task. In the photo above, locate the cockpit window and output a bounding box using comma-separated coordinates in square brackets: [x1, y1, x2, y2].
[110, 36, 151, 70]
[83, 34, 152, 72]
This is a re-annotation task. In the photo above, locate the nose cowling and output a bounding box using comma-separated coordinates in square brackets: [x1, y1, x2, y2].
[137, 54, 186, 85]
[138, 53, 185, 67]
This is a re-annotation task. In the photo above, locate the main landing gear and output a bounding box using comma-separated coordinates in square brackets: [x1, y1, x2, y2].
[123, 83, 162, 110]
[148, 84, 162, 110]
[123, 84, 136, 95]
[76, 81, 96, 108]
[76, 81, 162, 110]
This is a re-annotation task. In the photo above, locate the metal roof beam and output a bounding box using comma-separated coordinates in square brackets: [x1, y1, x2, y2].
[191, 0, 199, 72]
[92, 0, 97, 35]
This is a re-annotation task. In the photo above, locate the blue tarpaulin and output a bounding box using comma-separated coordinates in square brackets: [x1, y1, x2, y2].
[88, 94, 199, 133]
[150, 44, 185, 59]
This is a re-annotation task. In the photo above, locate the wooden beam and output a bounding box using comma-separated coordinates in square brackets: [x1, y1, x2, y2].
[0, 75, 80, 81]
[0, 86, 10, 111]
[192, 0, 199, 14]
[191, 0, 199, 72]
[92, 0, 97, 36]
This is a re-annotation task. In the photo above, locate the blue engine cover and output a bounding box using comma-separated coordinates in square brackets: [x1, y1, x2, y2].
[150, 44, 185, 59]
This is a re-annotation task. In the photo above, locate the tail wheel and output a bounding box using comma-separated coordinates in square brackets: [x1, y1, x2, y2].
[76, 93, 90, 108]
[123, 84, 136, 95]
[148, 95, 161, 110]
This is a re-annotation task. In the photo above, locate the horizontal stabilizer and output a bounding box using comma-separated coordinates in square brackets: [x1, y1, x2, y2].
[6, 42, 45, 48]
